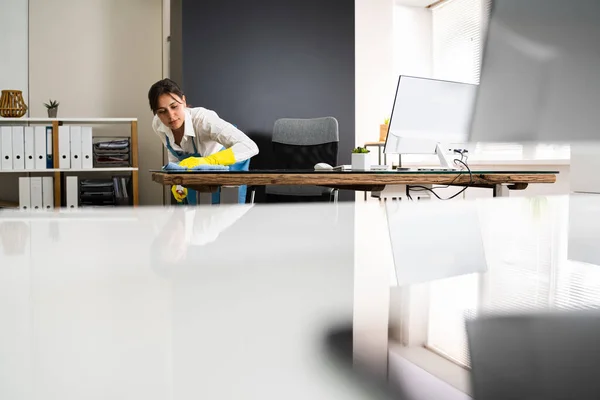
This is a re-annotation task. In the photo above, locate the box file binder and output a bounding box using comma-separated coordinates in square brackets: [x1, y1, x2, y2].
[34, 126, 47, 170]
[24, 126, 35, 170]
[66, 176, 78, 209]
[70, 126, 82, 169]
[46, 126, 53, 169]
[12, 126, 25, 170]
[42, 176, 54, 210]
[30, 177, 43, 210]
[18, 177, 30, 210]
[81, 127, 93, 169]
[58, 125, 70, 169]
[1, 126, 13, 170]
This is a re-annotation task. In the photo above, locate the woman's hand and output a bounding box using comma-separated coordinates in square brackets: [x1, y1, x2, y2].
[178, 148, 236, 168]
[171, 185, 188, 202]
[178, 156, 209, 169]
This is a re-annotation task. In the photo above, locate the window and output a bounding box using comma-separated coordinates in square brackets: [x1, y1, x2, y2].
[432, 0, 487, 85]
[433, 0, 521, 161]
[393, 0, 569, 162]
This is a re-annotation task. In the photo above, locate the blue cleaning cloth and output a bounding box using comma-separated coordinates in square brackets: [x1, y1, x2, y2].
[163, 162, 230, 171]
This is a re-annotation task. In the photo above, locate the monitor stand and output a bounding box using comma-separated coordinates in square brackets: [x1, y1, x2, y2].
[436, 143, 454, 170]
[392, 143, 456, 171]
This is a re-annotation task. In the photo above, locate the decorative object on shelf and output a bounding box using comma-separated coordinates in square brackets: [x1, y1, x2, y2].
[44, 99, 60, 118]
[379, 117, 390, 142]
[351, 146, 370, 171]
[0, 90, 28, 118]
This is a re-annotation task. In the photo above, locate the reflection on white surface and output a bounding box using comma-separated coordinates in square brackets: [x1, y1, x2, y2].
[2, 194, 600, 399]
[0, 204, 365, 400]
[396, 195, 600, 375]
[152, 205, 254, 264]
[386, 200, 487, 286]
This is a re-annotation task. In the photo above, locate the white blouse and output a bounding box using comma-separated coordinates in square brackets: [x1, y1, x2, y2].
[152, 107, 259, 164]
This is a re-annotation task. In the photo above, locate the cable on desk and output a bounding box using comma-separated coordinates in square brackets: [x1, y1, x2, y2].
[405, 185, 413, 201]
[408, 158, 473, 200]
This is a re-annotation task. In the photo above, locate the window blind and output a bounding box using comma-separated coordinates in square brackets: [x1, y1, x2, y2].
[432, 0, 485, 84]
[428, 0, 569, 161]
[555, 261, 600, 310]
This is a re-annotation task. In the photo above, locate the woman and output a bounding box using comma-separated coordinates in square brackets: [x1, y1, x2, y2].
[148, 78, 259, 203]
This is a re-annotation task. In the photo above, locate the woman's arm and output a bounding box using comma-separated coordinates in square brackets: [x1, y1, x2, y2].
[193, 109, 259, 163]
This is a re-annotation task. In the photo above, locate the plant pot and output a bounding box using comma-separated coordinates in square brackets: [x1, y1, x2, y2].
[0, 90, 28, 118]
[47, 107, 58, 118]
[379, 124, 389, 142]
[352, 153, 370, 171]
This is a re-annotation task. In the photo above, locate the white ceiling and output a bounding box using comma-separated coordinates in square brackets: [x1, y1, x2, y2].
[395, 0, 436, 8]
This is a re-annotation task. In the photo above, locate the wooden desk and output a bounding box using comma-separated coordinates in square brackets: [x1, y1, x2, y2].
[151, 169, 558, 194]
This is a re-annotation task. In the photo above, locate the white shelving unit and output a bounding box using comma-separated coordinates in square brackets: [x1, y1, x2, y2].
[0, 117, 139, 207]
[0, 168, 138, 173]
[0, 118, 137, 123]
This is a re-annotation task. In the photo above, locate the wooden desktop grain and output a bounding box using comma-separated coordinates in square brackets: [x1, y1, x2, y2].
[151, 171, 556, 192]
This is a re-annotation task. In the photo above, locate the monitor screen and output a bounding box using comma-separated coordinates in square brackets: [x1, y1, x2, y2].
[384, 76, 478, 155]
[469, 0, 600, 143]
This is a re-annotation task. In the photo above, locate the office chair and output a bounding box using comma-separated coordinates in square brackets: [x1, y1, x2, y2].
[265, 116, 339, 203]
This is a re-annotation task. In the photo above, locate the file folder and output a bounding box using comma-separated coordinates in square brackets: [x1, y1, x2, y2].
[1, 126, 13, 170]
[42, 176, 54, 210]
[12, 126, 25, 170]
[66, 176, 78, 209]
[24, 127, 35, 170]
[81, 126, 93, 169]
[34, 126, 47, 170]
[18, 177, 30, 211]
[58, 125, 70, 169]
[46, 126, 53, 169]
[30, 177, 43, 211]
[70, 126, 82, 169]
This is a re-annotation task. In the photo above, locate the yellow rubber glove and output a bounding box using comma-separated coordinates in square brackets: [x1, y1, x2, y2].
[178, 148, 237, 169]
[178, 157, 209, 169]
[171, 185, 187, 202]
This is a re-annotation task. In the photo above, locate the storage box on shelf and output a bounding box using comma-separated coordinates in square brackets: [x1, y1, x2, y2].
[0, 118, 139, 208]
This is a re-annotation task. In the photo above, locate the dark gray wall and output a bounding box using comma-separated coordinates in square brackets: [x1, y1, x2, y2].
[179, 0, 355, 201]
[170, 0, 183, 85]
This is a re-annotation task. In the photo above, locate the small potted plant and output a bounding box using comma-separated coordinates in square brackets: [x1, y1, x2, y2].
[44, 99, 59, 118]
[352, 147, 370, 171]
[379, 117, 390, 142]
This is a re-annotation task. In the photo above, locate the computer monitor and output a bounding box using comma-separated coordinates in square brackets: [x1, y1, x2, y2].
[384, 76, 478, 168]
[469, 0, 600, 143]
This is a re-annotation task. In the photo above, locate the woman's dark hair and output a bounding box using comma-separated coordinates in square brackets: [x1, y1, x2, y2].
[148, 78, 185, 114]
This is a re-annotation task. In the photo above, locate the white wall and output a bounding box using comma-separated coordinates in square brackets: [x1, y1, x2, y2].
[0, 0, 29, 204]
[355, 2, 432, 159]
[0, 0, 29, 108]
[355, 0, 395, 150]
[29, 0, 164, 205]
[393, 5, 433, 80]
[355, 1, 432, 201]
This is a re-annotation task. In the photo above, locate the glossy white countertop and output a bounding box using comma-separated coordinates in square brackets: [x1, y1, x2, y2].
[0, 203, 371, 400]
[1, 194, 599, 399]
